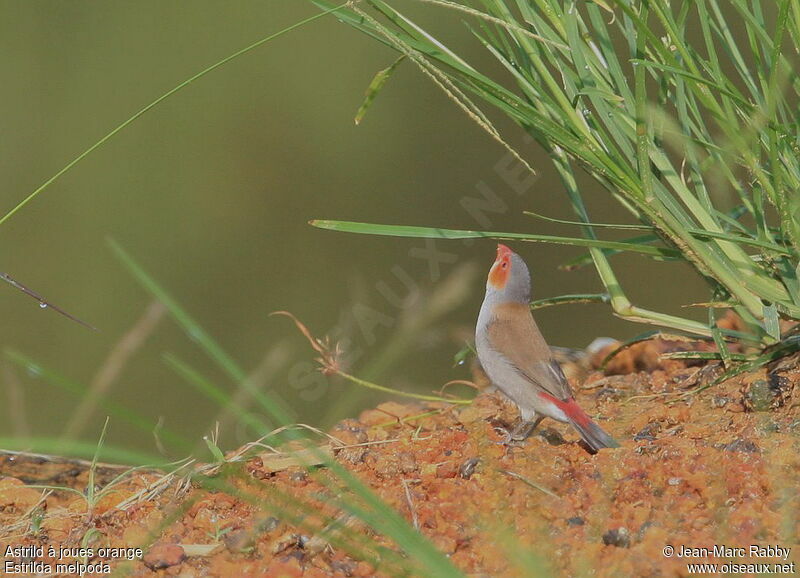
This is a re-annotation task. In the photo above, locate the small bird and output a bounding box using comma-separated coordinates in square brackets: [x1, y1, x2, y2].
[475, 243, 619, 452]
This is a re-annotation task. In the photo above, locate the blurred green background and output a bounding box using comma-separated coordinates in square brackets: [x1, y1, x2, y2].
[0, 2, 707, 455]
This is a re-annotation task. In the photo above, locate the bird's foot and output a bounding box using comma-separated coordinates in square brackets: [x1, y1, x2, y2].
[492, 426, 527, 447]
[493, 417, 544, 446]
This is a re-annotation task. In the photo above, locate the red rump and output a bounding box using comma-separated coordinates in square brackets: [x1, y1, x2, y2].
[538, 392, 592, 427]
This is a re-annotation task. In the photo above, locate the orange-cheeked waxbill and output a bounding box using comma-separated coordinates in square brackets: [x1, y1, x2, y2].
[476, 244, 619, 452]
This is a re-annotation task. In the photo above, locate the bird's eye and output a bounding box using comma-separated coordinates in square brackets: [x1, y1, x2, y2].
[501, 262, 508, 269]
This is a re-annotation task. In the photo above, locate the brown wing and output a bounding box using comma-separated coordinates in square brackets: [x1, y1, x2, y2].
[486, 302, 572, 400]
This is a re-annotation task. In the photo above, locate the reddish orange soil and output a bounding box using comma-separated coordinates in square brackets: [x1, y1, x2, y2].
[1, 338, 798, 577]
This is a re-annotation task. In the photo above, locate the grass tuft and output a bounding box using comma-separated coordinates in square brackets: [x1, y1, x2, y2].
[311, 0, 800, 374]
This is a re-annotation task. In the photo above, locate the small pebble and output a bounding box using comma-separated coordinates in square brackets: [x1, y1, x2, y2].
[143, 543, 186, 570]
[711, 396, 729, 408]
[458, 458, 480, 479]
[602, 527, 631, 548]
[720, 438, 760, 453]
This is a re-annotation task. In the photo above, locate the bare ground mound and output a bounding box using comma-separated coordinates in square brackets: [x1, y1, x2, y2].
[1, 339, 798, 576]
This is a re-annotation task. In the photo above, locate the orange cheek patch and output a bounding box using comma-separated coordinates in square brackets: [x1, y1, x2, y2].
[488, 262, 509, 288]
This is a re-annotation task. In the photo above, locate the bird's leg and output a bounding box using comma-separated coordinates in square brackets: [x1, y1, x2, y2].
[509, 416, 544, 441]
[494, 416, 544, 446]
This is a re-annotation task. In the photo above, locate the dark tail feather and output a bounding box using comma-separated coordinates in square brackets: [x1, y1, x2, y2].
[569, 418, 620, 453]
[538, 393, 620, 453]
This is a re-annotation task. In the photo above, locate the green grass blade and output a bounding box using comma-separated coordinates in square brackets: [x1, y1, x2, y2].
[0, 439, 164, 465]
[679, 336, 800, 397]
[309, 219, 681, 258]
[4, 348, 189, 452]
[163, 353, 271, 436]
[107, 238, 294, 431]
[558, 234, 667, 270]
[110, 238, 462, 573]
[0, 4, 349, 227]
[530, 293, 611, 310]
[335, 370, 472, 404]
[523, 210, 654, 231]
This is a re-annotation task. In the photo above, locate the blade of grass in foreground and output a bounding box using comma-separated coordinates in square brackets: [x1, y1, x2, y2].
[163, 353, 271, 438]
[4, 348, 190, 453]
[311, 219, 713, 336]
[107, 238, 293, 434]
[0, 438, 164, 465]
[530, 293, 611, 310]
[309, 219, 680, 258]
[523, 211, 794, 255]
[109, 239, 463, 575]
